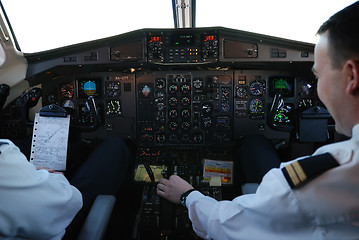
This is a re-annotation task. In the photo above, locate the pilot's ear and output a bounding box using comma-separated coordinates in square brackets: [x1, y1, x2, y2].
[345, 59, 359, 95]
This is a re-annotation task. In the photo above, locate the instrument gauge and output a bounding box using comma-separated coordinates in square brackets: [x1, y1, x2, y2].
[155, 78, 166, 89]
[62, 99, 75, 109]
[168, 84, 178, 94]
[193, 78, 203, 89]
[249, 99, 264, 114]
[181, 84, 191, 94]
[106, 100, 121, 115]
[249, 81, 265, 96]
[236, 86, 247, 98]
[106, 81, 121, 97]
[140, 85, 152, 98]
[298, 80, 315, 96]
[299, 99, 314, 108]
[60, 83, 74, 98]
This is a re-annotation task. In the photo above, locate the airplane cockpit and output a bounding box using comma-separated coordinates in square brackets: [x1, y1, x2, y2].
[0, 0, 355, 239]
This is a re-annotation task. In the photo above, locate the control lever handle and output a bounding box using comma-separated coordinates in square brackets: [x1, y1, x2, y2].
[21, 87, 42, 126]
[78, 96, 100, 132]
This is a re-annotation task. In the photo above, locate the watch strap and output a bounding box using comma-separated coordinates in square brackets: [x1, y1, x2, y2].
[180, 189, 196, 207]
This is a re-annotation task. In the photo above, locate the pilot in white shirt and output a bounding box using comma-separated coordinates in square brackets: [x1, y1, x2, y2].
[185, 124, 359, 240]
[0, 140, 82, 240]
[157, 2, 359, 239]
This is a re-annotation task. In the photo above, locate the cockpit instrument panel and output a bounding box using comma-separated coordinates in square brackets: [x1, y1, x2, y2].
[77, 79, 102, 99]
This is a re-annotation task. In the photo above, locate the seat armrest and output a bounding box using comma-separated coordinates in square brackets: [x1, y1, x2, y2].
[77, 195, 116, 240]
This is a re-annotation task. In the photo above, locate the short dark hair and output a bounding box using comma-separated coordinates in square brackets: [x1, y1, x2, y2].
[317, 1, 359, 68]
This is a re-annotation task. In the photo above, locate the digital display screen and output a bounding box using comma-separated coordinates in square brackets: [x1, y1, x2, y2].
[77, 79, 102, 99]
[171, 34, 195, 46]
[149, 36, 161, 42]
[204, 35, 216, 41]
[269, 76, 294, 97]
[274, 103, 294, 125]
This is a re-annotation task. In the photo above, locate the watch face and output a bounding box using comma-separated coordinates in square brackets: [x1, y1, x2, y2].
[180, 195, 186, 206]
[180, 189, 195, 207]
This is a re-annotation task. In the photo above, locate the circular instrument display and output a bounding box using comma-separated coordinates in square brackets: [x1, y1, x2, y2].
[168, 84, 178, 94]
[249, 99, 264, 114]
[106, 100, 121, 115]
[140, 85, 152, 97]
[249, 81, 265, 96]
[106, 81, 121, 97]
[60, 83, 74, 98]
[193, 78, 203, 89]
[155, 78, 166, 89]
[298, 80, 315, 97]
[236, 86, 247, 98]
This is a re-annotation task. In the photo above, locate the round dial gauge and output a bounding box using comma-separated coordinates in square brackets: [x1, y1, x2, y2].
[298, 80, 315, 96]
[249, 99, 264, 114]
[168, 84, 178, 94]
[60, 83, 74, 98]
[106, 81, 121, 97]
[140, 85, 152, 97]
[106, 100, 121, 115]
[156, 78, 166, 89]
[249, 81, 265, 96]
[236, 86, 247, 98]
[193, 78, 203, 89]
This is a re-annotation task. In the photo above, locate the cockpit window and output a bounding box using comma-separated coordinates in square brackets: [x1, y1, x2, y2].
[196, 0, 357, 44]
[1, 0, 357, 53]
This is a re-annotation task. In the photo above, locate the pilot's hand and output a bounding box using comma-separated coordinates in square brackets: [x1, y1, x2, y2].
[157, 174, 194, 204]
[36, 166, 64, 175]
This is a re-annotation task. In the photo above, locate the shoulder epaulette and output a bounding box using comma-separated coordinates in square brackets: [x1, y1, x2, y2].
[282, 153, 339, 189]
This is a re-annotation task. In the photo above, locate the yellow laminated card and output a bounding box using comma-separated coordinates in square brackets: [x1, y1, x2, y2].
[203, 159, 233, 184]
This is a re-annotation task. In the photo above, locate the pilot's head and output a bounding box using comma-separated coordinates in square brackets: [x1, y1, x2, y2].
[313, 1, 359, 137]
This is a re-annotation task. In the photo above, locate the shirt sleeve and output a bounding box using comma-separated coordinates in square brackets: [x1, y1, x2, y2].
[186, 168, 311, 240]
[0, 140, 83, 239]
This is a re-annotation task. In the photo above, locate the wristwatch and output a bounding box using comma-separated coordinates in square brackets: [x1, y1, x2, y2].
[180, 189, 196, 207]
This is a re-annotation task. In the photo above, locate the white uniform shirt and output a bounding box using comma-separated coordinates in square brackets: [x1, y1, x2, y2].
[0, 140, 82, 240]
[186, 124, 359, 240]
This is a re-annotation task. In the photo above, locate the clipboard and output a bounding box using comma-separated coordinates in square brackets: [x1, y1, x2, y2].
[29, 104, 70, 171]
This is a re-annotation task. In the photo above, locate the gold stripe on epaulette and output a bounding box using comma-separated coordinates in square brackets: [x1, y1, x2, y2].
[292, 161, 307, 183]
[285, 164, 300, 187]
